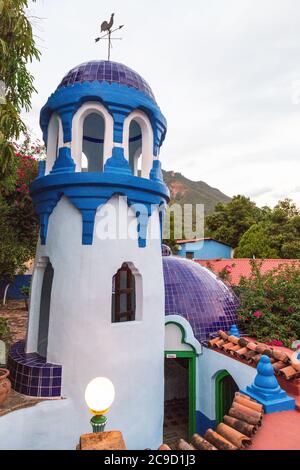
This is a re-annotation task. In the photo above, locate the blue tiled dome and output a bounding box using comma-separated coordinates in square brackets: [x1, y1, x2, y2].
[57, 60, 155, 101]
[163, 255, 239, 343]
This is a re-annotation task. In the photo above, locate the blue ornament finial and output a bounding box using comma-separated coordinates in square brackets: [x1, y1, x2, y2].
[50, 147, 75, 174]
[229, 324, 240, 338]
[104, 147, 132, 175]
[150, 159, 163, 182]
[240, 355, 295, 413]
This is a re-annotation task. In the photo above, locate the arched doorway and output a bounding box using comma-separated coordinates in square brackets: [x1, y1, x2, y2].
[37, 261, 54, 358]
[215, 370, 238, 424]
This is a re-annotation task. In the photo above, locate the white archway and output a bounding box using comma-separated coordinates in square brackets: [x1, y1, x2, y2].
[45, 114, 63, 175]
[71, 102, 114, 171]
[123, 110, 154, 179]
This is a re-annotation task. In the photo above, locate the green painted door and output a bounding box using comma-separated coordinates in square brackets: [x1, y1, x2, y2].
[215, 371, 238, 424]
[164, 350, 196, 438]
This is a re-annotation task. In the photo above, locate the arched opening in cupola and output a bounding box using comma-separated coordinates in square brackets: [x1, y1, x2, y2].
[82, 112, 105, 172]
[129, 120, 142, 176]
[46, 113, 63, 174]
[124, 110, 154, 179]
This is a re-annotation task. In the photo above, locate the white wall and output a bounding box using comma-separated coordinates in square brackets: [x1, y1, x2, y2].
[0, 399, 79, 450]
[23, 195, 165, 450]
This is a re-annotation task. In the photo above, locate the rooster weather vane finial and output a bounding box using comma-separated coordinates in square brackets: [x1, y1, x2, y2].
[95, 13, 124, 61]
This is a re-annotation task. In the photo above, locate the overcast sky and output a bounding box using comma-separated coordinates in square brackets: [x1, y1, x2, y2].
[24, 0, 300, 207]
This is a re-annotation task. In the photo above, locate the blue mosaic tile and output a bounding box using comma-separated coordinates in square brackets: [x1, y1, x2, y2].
[162, 255, 239, 343]
[8, 341, 62, 398]
[57, 60, 156, 102]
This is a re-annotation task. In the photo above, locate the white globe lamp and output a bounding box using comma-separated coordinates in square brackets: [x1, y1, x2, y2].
[85, 377, 115, 432]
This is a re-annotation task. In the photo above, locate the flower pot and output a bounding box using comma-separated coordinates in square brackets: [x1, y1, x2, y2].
[0, 368, 11, 405]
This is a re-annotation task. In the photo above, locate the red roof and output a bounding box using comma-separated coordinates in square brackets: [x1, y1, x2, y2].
[196, 258, 300, 285]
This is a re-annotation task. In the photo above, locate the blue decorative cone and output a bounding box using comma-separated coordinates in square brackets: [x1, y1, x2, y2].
[241, 355, 295, 413]
[104, 147, 132, 175]
[50, 147, 75, 174]
[229, 324, 240, 338]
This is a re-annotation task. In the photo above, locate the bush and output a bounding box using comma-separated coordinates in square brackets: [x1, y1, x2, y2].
[236, 260, 300, 347]
[0, 317, 12, 345]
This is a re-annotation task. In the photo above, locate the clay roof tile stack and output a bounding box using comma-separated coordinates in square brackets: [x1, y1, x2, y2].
[172, 392, 263, 451]
[207, 330, 300, 381]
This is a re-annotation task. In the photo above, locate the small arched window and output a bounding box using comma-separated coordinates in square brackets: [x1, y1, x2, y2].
[112, 263, 136, 322]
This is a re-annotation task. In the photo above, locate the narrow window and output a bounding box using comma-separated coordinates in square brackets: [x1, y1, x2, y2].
[37, 261, 54, 357]
[112, 263, 136, 322]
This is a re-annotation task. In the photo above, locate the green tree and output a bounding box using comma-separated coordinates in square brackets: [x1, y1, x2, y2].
[234, 224, 278, 258]
[205, 195, 262, 248]
[0, 0, 40, 183]
[237, 199, 300, 259]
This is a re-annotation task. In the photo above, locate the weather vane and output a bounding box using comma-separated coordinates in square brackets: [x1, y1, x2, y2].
[95, 13, 124, 61]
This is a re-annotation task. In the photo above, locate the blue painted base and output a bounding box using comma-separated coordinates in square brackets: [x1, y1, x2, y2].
[240, 387, 295, 413]
[196, 410, 216, 436]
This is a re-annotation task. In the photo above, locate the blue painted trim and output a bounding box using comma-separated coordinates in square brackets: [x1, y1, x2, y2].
[83, 135, 104, 144]
[104, 146, 132, 176]
[196, 410, 216, 436]
[82, 134, 143, 144]
[40, 81, 167, 156]
[38, 160, 46, 178]
[30, 171, 169, 247]
[50, 147, 75, 174]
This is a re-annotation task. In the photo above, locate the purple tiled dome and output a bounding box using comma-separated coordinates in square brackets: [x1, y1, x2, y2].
[57, 60, 155, 101]
[163, 256, 239, 343]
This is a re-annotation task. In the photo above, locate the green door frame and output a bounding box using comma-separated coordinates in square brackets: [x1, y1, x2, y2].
[164, 350, 197, 438]
[215, 370, 239, 425]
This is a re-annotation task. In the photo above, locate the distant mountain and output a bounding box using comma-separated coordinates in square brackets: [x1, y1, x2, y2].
[162, 170, 231, 213]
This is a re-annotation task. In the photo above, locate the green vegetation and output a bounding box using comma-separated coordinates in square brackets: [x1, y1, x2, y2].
[0, 137, 41, 282]
[235, 261, 300, 347]
[0, 316, 12, 345]
[206, 196, 300, 259]
[0, 0, 40, 185]
[205, 195, 264, 248]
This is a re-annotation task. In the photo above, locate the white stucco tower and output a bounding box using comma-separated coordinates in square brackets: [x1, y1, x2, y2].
[8, 61, 169, 449]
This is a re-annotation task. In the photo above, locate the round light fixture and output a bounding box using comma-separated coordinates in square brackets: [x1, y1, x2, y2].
[85, 377, 115, 415]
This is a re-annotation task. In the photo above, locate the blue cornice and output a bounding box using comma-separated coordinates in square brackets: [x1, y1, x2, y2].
[30, 170, 169, 247]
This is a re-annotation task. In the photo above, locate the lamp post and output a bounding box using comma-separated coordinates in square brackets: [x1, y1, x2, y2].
[85, 377, 115, 433]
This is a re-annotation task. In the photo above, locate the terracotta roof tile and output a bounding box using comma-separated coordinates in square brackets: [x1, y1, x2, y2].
[208, 330, 300, 381]
[169, 392, 264, 451]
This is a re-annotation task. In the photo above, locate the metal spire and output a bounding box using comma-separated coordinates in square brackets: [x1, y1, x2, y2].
[95, 13, 124, 61]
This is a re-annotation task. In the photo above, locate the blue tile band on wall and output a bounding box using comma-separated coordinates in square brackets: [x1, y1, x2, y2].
[8, 341, 62, 398]
[30, 165, 169, 246]
[163, 256, 239, 343]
